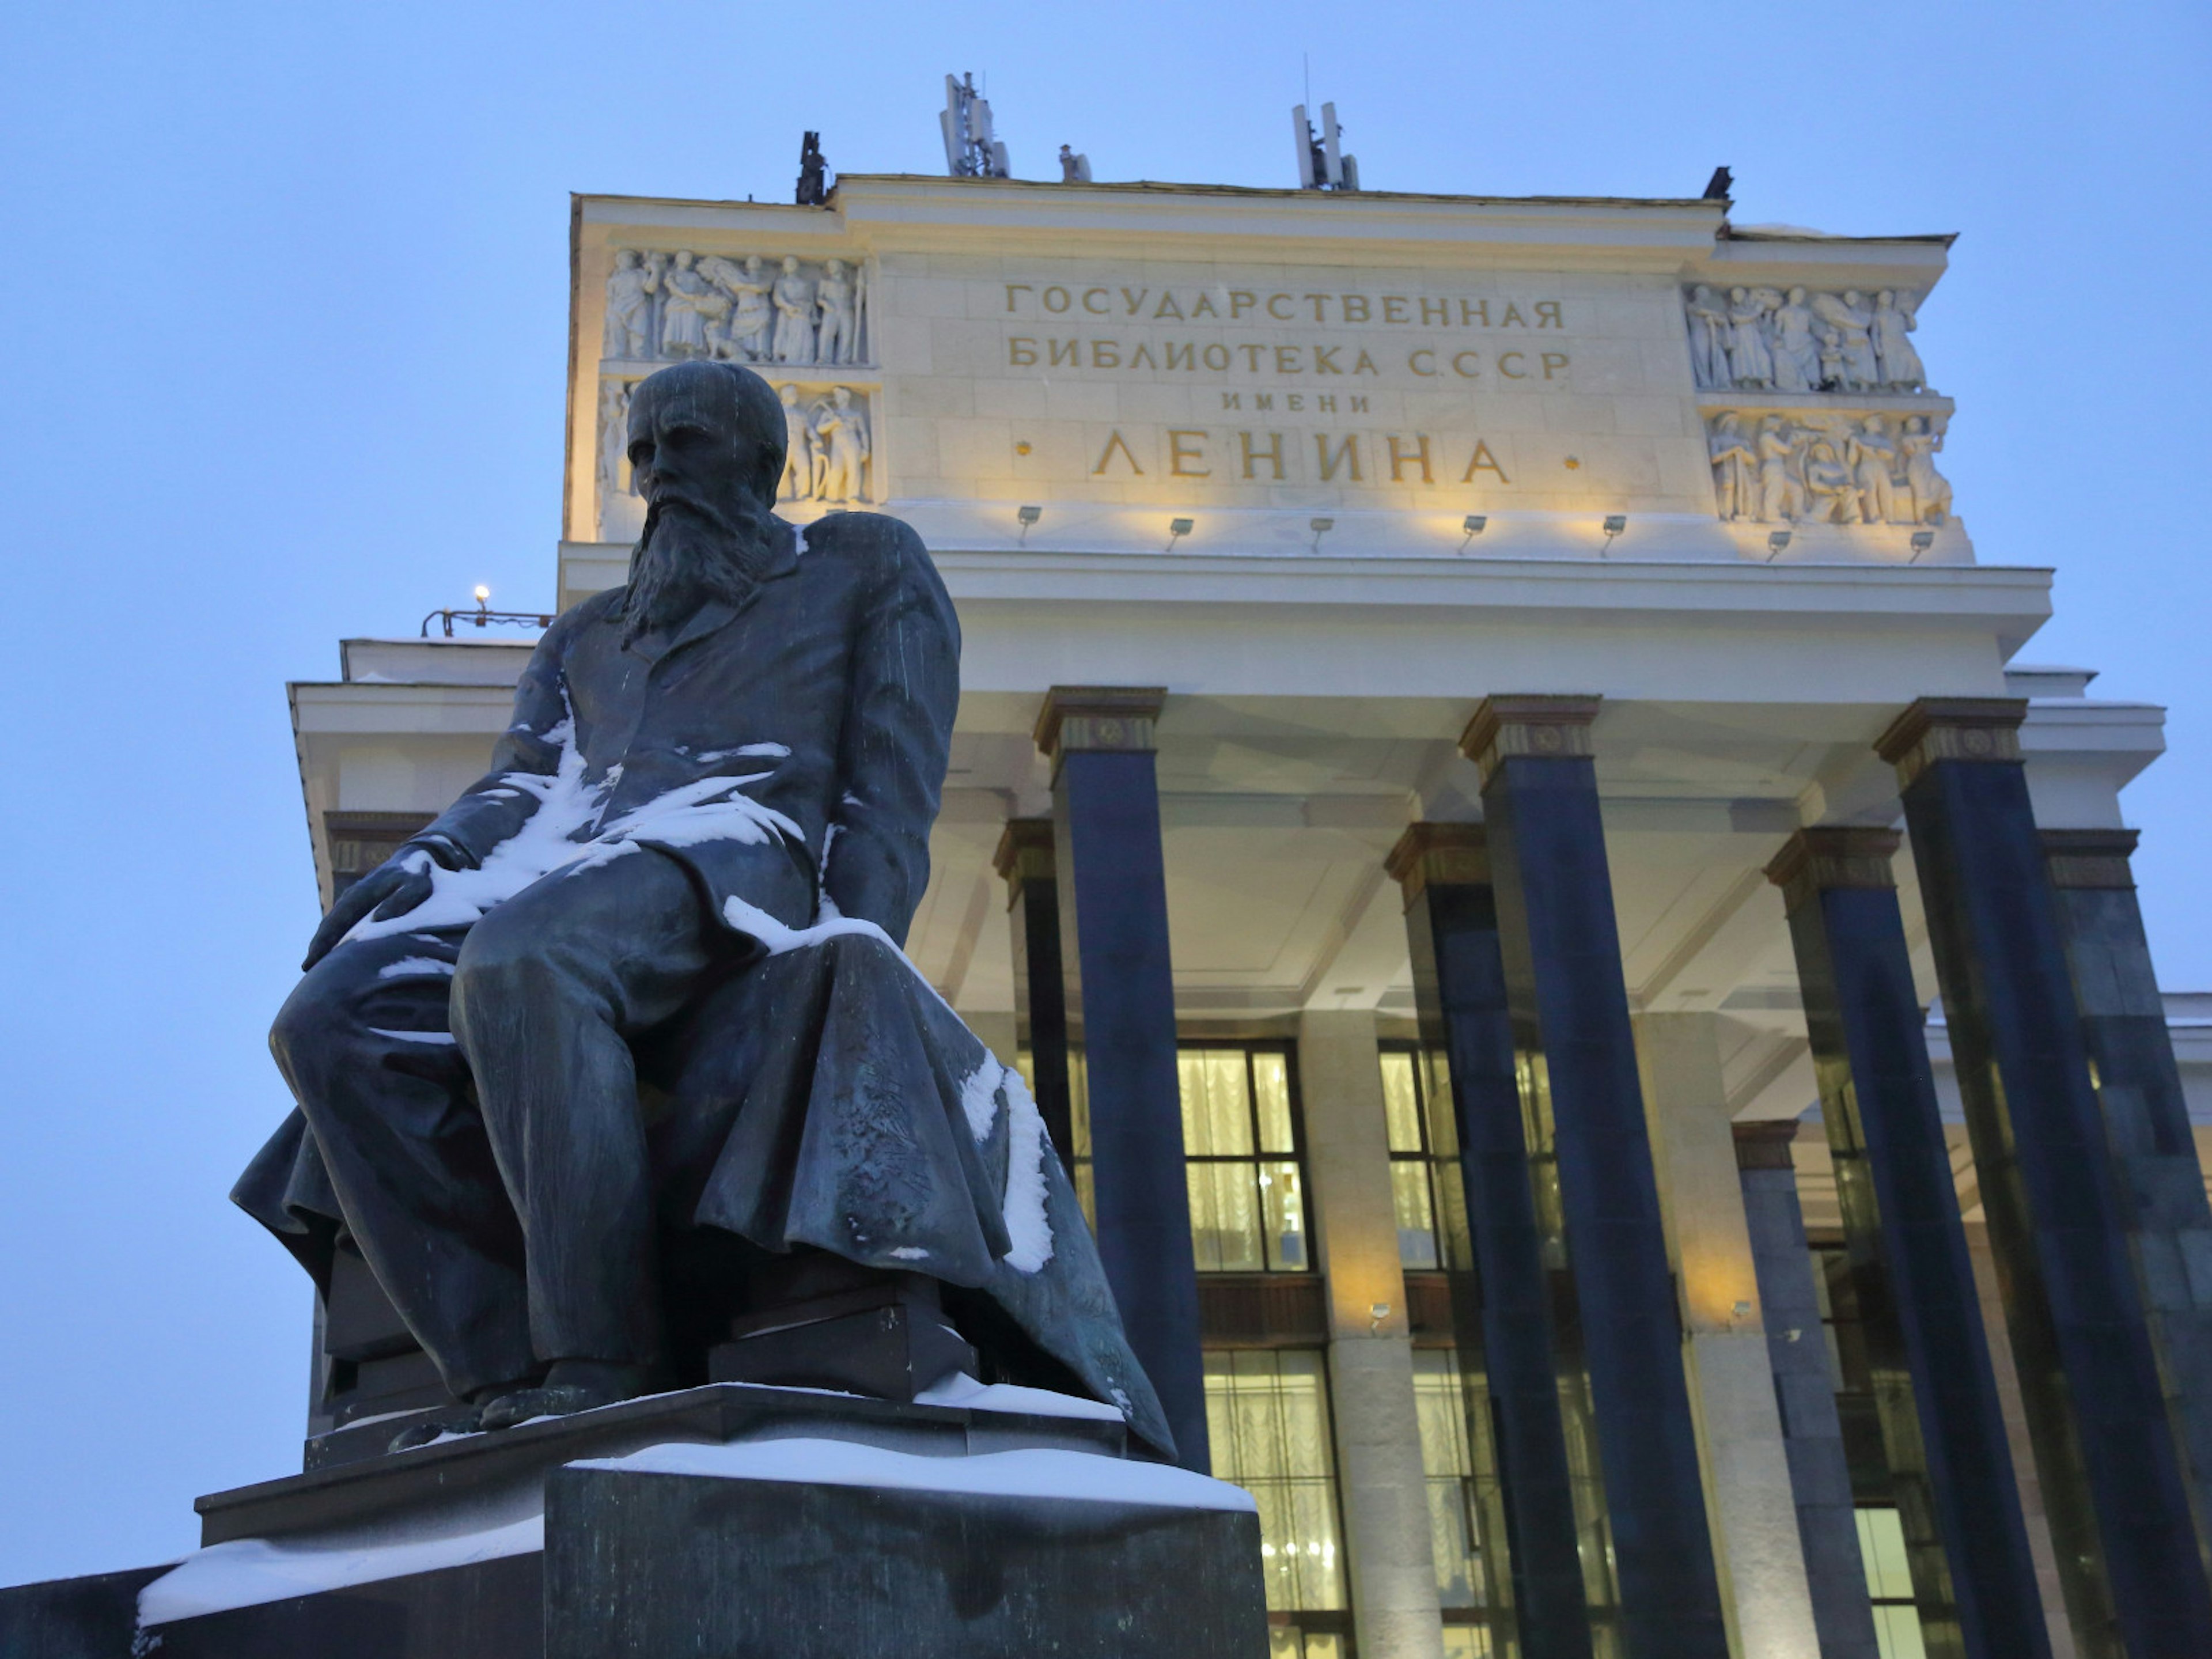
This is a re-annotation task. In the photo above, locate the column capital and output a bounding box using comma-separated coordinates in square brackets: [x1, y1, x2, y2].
[1384, 821, 1489, 902]
[1874, 698, 2027, 787]
[1764, 826, 1902, 912]
[992, 818, 1056, 904]
[1731, 1120, 1800, 1171]
[1459, 694, 1604, 785]
[2040, 827, 2141, 890]
[1033, 686, 1166, 761]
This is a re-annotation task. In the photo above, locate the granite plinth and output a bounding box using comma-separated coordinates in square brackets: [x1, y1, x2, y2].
[546, 1452, 1267, 1657]
[18, 1382, 1228, 1659]
[0, 1566, 167, 1659]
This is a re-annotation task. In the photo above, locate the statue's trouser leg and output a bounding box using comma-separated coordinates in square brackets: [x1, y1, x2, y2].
[450, 849, 720, 1374]
[270, 927, 537, 1399]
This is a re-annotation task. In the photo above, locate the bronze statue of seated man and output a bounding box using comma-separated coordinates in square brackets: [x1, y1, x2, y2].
[237, 360, 1169, 1459]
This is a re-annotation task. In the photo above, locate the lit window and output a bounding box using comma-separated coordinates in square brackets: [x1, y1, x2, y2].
[1857, 1508, 1929, 1659]
[1378, 1046, 1472, 1271]
[1181, 1046, 1310, 1272]
[1412, 1351, 1496, 1614]
[1205, 1351, 1349, 1615]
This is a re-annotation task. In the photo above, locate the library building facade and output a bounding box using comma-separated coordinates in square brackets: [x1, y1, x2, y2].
[287, 171, 2212, 1659]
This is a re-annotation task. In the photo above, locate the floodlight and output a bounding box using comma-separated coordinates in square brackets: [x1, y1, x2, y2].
[1909, 529, 1935, 562]
[1165, 516, 1194, 551]
[1600, 514, 1627, 556]
[1309, 516, 1334, 551]
[1458, 514, 1488, 552]
[1016, 504, 1041, 545]
[1766, 531, 1791, 561]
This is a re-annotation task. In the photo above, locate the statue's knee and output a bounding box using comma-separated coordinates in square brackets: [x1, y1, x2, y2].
[271, 959, 355, 1070]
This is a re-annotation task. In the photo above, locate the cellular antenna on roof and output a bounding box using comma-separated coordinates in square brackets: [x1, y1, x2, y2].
[940, 73, 1012, 179]
[1291, 100, 1360, 192]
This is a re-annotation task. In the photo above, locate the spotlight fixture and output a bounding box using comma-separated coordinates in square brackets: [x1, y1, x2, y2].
[1016, 504, 1042, 545]
[1908, 529, 1936, 562]
[1600, 513, 1628, 556]
[1458, 513, 1488, 552]
[1766, 530, 1791, 562]
[1368, 1301, 1392, 1334]
[1165, 516, 1195, 551]
[473, 584, 492, 607]
[1308, 516, 1335, 552]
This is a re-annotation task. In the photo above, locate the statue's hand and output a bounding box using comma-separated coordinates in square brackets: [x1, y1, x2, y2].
[301, 842, 451, 971]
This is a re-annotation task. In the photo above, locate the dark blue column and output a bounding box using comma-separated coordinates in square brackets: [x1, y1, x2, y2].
[1878, 699, 2212, 1657]
[993, 819, 1075, 1176]
[1390, 824, 1596, 1659]
[1037, 687, 1207, 1471]
[2043, 829, 2212, 1566]
[1731, 1123, 1883, 1659]
[1766, 827, 2050, 1659]
[1463, 696, 1729, 1659]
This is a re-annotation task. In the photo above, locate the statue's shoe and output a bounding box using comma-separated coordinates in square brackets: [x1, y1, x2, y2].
[387, 1407, 484, 1452]
[476, 1381, 630, 1432]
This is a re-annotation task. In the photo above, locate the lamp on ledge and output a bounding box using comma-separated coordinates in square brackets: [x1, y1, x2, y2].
[1016, 505, 1041, 545]
[1165, 517, 1194, 552]
[1600, 514, 1628, 556]
[1458, 514, 1487, 552]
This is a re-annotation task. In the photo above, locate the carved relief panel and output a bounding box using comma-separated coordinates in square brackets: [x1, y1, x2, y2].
[604, 251, 871, 369]
[1685, 284, 1929, 395]
[1705, 408, 1951, 527]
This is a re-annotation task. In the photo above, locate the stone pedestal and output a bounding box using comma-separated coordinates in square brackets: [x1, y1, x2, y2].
[1, 1381, 1263, 1659]
[546, 1446, 1263, 1657]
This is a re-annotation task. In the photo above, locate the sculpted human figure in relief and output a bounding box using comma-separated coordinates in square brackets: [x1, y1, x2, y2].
[1900, 416, 1952, 524]
[815, 386, 870, 503]
[1874, 291, 1926, 391]
[596, 381, 631, 516]
[772, 256, 818, 365]
[658, 252, 722, 361]
[604, 250, 658, 360]
[238, 359, 1172, 1457]
[1708, 413, 1756, 521]
[778, 383, 815, 501]
[1685, 285, 1732, 389]
[1756, 414, 1803, 523]
[1725, 287, 1774, 389]
[815, 259, 858, 367]
[1770, 287, 1820, 394]
[1803, 438, 1855, 524]
[1847, 415, 1903, 524]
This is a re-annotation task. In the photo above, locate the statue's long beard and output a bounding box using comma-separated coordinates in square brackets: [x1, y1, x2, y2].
[617, 494, 778, 647]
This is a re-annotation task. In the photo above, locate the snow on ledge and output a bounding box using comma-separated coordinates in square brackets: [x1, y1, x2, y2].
[915, 1372, 1124, 1422]
[574, 1438, 1254, 1512]
[139, 1514, 541, 1628]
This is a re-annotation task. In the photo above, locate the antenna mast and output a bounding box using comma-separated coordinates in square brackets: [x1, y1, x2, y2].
[940, 73, 1012, 179]
[1290, 98, 1360, 192]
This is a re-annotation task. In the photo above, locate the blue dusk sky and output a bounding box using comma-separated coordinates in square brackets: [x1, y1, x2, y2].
[1, 0, 2206, 1585]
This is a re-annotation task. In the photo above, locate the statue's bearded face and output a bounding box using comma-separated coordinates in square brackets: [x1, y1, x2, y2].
[619, 362, 787, 644]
